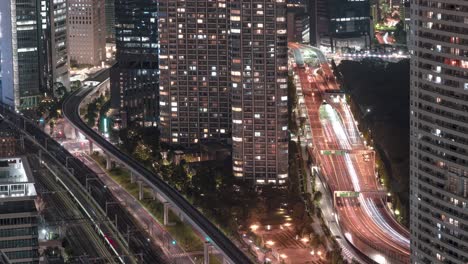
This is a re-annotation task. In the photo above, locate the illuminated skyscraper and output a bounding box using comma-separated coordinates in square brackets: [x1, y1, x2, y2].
[230, 0, 289, 184]
[0, 0, 42, 109]
[158, 0, 230, 145]
[68, 0, 105, 66]
[157, 0, 288, 183]
[40, 0, 71, 91]
[409, 0, 468, 262]
[110, 0, 159, 126]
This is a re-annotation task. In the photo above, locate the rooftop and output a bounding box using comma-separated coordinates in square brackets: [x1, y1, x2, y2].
[0, 157, 37, 198]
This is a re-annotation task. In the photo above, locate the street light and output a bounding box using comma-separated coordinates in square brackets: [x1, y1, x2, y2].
[250, 224, 259, 231]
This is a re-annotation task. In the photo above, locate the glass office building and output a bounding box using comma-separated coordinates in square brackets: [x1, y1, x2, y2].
[110, 0, 159, 126]
[0, 0, 42, 109]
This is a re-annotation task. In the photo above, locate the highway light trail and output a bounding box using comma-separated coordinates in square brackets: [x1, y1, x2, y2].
[324, 104, 351, 150]
[326, 93, 410, 247]
[364, 198, 410, 244]
[290, 42, 409, 263]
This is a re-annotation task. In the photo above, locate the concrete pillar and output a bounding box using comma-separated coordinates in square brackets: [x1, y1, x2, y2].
[106, 154, 112, 170]
[178, 211, 184, 222]
[130, 171, 136, 184]
[163, 202, 169, 226]
[89, 141, 93, 154]
[75, 128, 80, 140]
[138, 181, 144, 201]
[204, 241, 210, 264]
[151, 189, 157, 200]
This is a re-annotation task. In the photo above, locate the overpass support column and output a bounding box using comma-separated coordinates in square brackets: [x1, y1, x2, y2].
[138, 181, 144, 200]
[203, 241, 210, 264]
[130, 171, 136, 184]
[151, 189, 157, 200]
[106, 154, 112, 170]
[89, 141, 93, 154]
[75, 128, 80, 140]
[163, 202, 169, 226]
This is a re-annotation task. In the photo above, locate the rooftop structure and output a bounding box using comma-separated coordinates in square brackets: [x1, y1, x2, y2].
[0, 157, 39, 263]
[0, 157, 37, 198]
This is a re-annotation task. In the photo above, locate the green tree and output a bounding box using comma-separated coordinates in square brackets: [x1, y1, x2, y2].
[192, 166, 216, 195]
[172, 163, 190, 192]
[394, 21, 407, 44]
[313, 191, 323, 204]
[133, 141, 151, 162]
[85, 104, 98, 127]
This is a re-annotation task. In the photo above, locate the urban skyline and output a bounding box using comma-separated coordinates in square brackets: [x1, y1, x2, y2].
[0, 0, 466, 263]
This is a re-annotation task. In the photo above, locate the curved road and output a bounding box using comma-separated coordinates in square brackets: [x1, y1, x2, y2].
[289, 42, 410, 263]
[63, 86, 253, 264]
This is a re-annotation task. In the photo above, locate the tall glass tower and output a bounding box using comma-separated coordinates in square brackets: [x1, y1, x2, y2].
[409, 0, 468, 263]
[110, 0, 159, 127]
[0, 0, 42, 109]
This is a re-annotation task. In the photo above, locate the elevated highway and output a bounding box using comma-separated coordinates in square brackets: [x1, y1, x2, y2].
[63, 85, 253, 264]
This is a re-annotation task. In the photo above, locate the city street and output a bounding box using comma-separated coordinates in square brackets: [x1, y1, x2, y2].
[289, 43, 410, 264]
[46, 116, 197, 264]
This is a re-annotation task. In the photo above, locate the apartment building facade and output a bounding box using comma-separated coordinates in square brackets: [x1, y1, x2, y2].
[156, 0, 289, 184]
[409, 0, 468, 263]
[158, 0, 231, 145]
[230, 0, 289, 183]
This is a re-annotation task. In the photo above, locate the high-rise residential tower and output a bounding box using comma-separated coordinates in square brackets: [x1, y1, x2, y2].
[409, 0, 468, 263]
[158, 0, 230, 145]
[110, 0, 158, 126]
[156, 0, 289, 183]
[68, 0, 106, 66]
[230, 0, 289, 183]
[0, 0, 43, 109]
